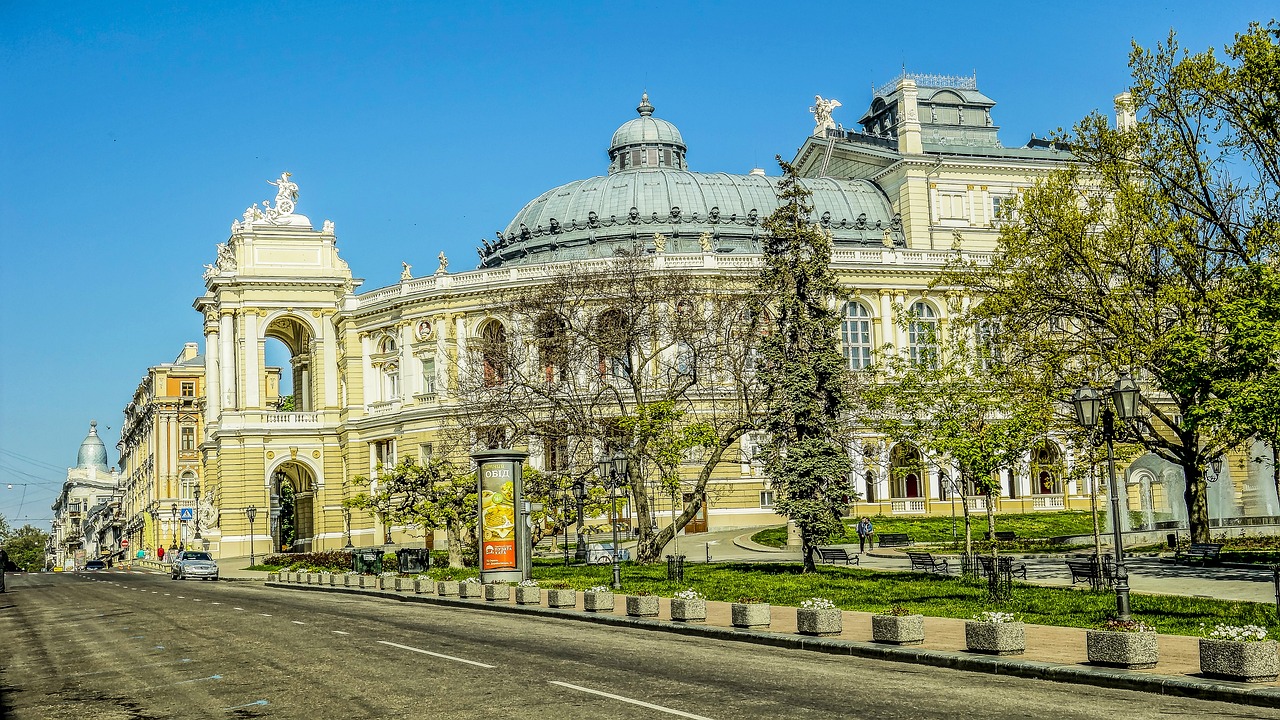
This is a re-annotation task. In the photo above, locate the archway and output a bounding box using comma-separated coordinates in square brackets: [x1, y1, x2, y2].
[264, 315, 316, 412]
[270, 461, 317, 553]
[889, 443, 925, 499]
[1030, 440, 1063, 495]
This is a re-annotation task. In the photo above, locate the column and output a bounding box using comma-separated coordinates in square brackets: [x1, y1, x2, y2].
[321, 314, 338, 408]
[205, 323, 220, 425]
[877, 290, 894, 353]
[244, 311, 261, 408]
[400, 323, 413, 398]
[220, 313, 236, 410]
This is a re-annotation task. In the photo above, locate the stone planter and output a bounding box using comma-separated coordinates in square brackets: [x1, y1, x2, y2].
[342, 574, 354, 587]
[267, 572, 279, 583]
[546, 589, 577, 609]
[436, 580, 460, 597]
[484, 583, 511, 602]
[358, 575, 377, 589]
[307, 573, 319, 585]
[670, 598, 707, 623]
[414, 577, 434, 594]
[796, 607, 842, 637]
[872, 614, 926, 646]
[965, 621, 1026, 656]
[318, 573, 330, 586]
[731, 603, 771, 629]
[459, 582, 484, 599]
[1199, 639, 1280, 682]
[515, 586, 542, 605]
[280, 571, 293, 583]
[378, 576, 395, 590]
[327, 573, 339, 586]
[1087, 630, 1159, 669]
[394, 577, 414, 592]
[583, 591, 615, 612]
[626, 595, 660, 618]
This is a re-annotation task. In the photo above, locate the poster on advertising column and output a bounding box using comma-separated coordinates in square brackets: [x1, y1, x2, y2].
[473, 449, 528, 582]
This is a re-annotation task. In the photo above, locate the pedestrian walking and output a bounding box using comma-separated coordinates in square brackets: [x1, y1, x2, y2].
[157, 546, 165, 562]
[856, 517, 874, 554]
[0, 547, 9, 592]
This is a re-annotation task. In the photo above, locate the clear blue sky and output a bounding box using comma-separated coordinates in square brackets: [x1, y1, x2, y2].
[1, 1, 1273, 527]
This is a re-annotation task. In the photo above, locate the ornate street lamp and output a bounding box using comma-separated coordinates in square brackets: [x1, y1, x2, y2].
[1072, 373, 1142, 621]
[193, 485, 202, 541]
[245, 505, 258, 567]
[170, 503, 179, 551]
[343, 506, 353, 548]
[148, 507, 158, 558]
[573, 479, 587, 563]
[1208, 455, 1224, 483]
[597, 451, 629, 590]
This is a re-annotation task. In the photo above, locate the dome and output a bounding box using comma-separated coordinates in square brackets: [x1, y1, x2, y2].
[607, 94, 687, 174]
[76, 420, 111, 472]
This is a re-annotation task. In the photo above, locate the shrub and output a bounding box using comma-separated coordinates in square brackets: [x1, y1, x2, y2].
[263, 551, 352, 573]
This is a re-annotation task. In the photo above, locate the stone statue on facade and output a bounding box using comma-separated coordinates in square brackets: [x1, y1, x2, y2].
[811, 95, 841, 136]
[267, 172, 298, 216]
[698, 232, 714, 253]
[436, 252, 448, 275]
[401, 262, 413, 281]
[322, 219, 335, 234]
[215, 242, 236, 272]
[652, 233, 667, 254]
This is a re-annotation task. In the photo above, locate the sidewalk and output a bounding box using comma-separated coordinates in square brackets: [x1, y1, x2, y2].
[268, 577, 1280, 709]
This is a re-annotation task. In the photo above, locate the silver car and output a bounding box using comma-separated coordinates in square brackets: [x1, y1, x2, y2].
[171, 551, 219, 581]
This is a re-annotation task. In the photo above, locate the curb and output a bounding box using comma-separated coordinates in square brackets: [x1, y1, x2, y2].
[266, 582, 1280, 709]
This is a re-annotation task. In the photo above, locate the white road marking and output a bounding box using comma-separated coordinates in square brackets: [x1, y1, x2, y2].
[549, 681, 717, 720]
[332, 631, 349, 635]
[211, 602, 221, 605]
[234, 607, 244, 611]
[376, 640, 494, 668]
[260, 613, 272, 617]
[291, 621, 305, 625]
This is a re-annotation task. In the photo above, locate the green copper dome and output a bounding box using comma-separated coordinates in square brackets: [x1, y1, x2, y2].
[478, 95, 902, 268]
[76, 420, 111, 472]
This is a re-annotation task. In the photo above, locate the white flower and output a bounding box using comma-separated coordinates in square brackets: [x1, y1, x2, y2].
[973, 611, 1017, 624]
[461, 576, 481, 584]
[1205, 623, 1269, 642]
[587, 585, 611, 593]
[674, 588, 704, 601]
[800, 597, 836, 610]
[517, 579, 539, 587]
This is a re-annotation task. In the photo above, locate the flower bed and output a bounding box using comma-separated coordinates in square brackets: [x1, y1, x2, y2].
[796, 598, 841, 637]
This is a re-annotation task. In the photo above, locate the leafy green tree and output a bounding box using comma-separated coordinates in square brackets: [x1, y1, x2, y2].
[756, 158, 853, 572]
[348, 455, 477, 568]
[3, 524, 50, 572]
[952, 23, 1280, 543]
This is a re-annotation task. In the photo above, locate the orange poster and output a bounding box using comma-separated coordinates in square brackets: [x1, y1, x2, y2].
[480, 466, 517, 571]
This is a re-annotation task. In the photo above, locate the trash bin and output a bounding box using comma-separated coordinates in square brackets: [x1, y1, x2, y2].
[396, 548, 430, 574]
[666, 554, 685, 583]
[352, 550, 382, 574]
[1167, 533, 1178, 551]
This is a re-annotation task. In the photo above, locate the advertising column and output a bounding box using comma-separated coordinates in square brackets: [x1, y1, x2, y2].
[473, 449, 528, 583]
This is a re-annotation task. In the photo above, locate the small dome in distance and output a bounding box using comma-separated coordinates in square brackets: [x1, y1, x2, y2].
[76, 420, 111, 472]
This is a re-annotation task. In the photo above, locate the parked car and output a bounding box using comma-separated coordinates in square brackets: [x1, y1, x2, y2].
[171, 551, 219, 581]
[83, 560, 107, 571]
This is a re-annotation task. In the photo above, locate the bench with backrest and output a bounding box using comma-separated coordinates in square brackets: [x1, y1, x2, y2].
[1066, 556, 1111, 589]
[1175, 543, 1223, 564]
[978, 554, 1027, 580]
[906, 551, 949, 574]
[878, 533, 912, 548]
[814, 547, 859, 566]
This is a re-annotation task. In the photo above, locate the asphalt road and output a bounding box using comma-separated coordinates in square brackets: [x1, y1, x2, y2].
[1, 570, 1275, 720]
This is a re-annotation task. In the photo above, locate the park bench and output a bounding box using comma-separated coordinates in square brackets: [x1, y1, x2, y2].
[1066, 557, 1112, 589]
[906, 551, 949, 574]
[878, 533, 913, 548]
[985, 531, 1017, 542]
[814, 547, 860, 566]
[1174, 543, 1223, 565]
[978, 554, 1027, 580]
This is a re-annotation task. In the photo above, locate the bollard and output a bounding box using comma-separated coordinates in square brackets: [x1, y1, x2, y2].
[1272, 565, 1280, 619]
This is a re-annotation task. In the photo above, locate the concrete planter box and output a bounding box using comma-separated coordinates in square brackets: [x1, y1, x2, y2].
[965, 621, 1026, 656]
[280, 572, 293, 583]
[731, 603, 771, 629]
[872, 614, 925, 646]
[796, 607, 842, 637]
[436, 580, 460, 597]
[414, 577, 434, 594]
[267, 572, 279, 583]
[378, 576, 395, 590]
[670, 598, 707, 623]
[459, 582, 484, 599]
[1199, 639, 1280, 682]
[583, 591, 615, 612]
[394, 577, 414, 592]
[515, 586, 542, 605]
[546, 589, 577, 609]
[484, 584, 511, 602]
[626, 595, 660, 617]
[358, 575, 377, 589]
[1087, 630, 1159, 669]
[319, 573, 332, 586]
[307, 573, 319, 585]
[342, 574, 354, 587]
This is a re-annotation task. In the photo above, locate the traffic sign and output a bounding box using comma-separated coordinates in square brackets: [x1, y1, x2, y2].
[180, 507, 194, 521]
[121, 539, 129, 548]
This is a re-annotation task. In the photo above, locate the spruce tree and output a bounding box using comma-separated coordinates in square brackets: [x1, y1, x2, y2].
[756, 158, 852, 572]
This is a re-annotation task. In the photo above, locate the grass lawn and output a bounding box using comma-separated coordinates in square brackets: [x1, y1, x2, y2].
[752, 510, 1101, 549]
[530, 560, 1277, 637]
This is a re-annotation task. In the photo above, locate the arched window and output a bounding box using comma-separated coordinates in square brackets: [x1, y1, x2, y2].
[908, 301, 939, 368]
[1030, 441, 1063, 495]
[378, 335, 397, 354]
[381, 361, 401, 400]
[478, 320, 508, 386]
[889, 443, 925, 499]
[596, 309, 630, 379]
[179, 471, 198, 501]
[841, 301, 874, 370]
[536, 314, 568, 384]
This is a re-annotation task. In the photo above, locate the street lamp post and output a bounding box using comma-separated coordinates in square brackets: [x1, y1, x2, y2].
[598, 451, 629, 590]
[170, 503, 178, 551]
[245, 505, 258, 567]
[193, 486, 202, 541]
[573, 479, 587, 563]
[563, 491, 572, 567]
[148, 507, 158, 559]
[1072, 373, 1141, 622]
[343, 507, 353, 548]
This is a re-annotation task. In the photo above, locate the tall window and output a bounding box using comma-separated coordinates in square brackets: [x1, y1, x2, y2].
[479, 320, 508, 386]
[596, 310, 630, 379]
[673, 341, 694, 379]
[536, 314, 568, 384]
[179, 471, 197, 500]
[1031, 441, 1063, 494]
[180, 426, 196, 452]
[421, 356, 436, 395]
[381, 362, 401, 400]
[977, 319, 1002, 371]
[372, 439, 396, 474]
[841, 301, 874, 370]
[908, 302, 939, 368]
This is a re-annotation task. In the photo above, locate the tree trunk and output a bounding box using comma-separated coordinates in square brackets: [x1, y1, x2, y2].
[635, 428, 745, 563]
[446, 517, 464, 569]
[800, 530, 816, 572]
[985, 490, 997, 563]
[1272, 440, 1279, 514]
[1183, 460, 1210, 544]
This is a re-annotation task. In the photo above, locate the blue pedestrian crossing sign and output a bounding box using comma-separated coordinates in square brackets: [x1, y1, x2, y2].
[180, 507, 194, 521]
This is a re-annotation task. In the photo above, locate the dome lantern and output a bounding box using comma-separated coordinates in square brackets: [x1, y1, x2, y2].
[608, 93, 687, 174]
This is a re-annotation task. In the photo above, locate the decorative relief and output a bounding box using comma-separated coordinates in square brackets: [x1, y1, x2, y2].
[290, 446, 298, 460]
[415, 319, 433, 341]
[311, 450, 321, 459]
[266, 451, 275, 460]
[230, 171, 300, 233]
